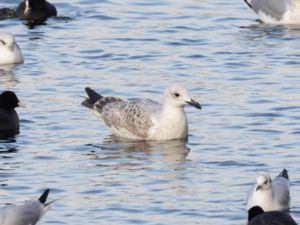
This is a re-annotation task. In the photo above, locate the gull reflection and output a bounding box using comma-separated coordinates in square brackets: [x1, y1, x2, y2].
[0, 65, 19, 88]
[89, 135, 190, 164]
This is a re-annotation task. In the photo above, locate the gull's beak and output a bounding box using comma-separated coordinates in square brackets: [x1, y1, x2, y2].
[186, 99, 202, 110]
[18, 101, 26, 108]
[256, 186, 261, 191]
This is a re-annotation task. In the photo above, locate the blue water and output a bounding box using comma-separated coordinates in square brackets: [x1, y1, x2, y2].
[1, 0, 300, 224]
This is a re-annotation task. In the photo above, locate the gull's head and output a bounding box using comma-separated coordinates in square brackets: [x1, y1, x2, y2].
[255, 173, 272, 192]
[164, 85, 201, 109]
[0, 33, 16, 51]
[0, 91, 21, 110]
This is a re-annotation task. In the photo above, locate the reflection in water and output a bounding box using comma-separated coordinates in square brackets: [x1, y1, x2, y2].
[87, 135, 190, 164]
[0, 137, 18, 157]
[240, 24, 288, 41]
[240, 23, 300, 41]
[0, 66, 19, 88]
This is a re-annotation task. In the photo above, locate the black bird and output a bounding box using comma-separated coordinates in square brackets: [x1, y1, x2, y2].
[248, 206, 297, 225]
[16, 0, 57, 22]
[0, 91, 21, 136]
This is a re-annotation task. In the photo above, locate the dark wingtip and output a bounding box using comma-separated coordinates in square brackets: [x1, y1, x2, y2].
[39, 189, 50, 204]
[244, 0, 252, 9]
[248, 206, 264, 222]
[82, 87, 102, 109]
[278, 169, 289, 180]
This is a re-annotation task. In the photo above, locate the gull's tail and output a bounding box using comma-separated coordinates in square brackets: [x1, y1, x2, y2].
[278, 169, 289, 180]
[82, 87, 103, 109]
[39, 189, 50, 204]
[244, 0, 252, 9]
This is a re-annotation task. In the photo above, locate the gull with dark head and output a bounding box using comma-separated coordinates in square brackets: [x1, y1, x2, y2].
[247, 169, 290, 212]
[243, 0, 300, 24]
[0, 189, 53, 225]
[82, 85, 201, 140]
[0, 33, 24, 65]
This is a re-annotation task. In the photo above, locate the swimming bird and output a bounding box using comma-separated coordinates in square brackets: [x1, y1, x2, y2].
[82, 85, 201, 140]
[0, 189, 52, 225]
[247, 169, 290, 212]
[16, 0, 57, 22]
[0, 91, 21, 136]
[0, 33, 24, 65]
[243, 0, 300, 24]
[248, 206, 297, 225]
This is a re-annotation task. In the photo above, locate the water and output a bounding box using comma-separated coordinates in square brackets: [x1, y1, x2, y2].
[0, 0, 300, 224]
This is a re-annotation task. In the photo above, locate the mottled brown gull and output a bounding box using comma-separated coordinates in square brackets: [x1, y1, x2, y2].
[82, 85, 201, 140]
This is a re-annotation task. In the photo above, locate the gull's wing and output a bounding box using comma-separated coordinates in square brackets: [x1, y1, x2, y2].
[273, 170, 290, 210]
[249, 0, 290, 20]
[94, 98, 161, 139]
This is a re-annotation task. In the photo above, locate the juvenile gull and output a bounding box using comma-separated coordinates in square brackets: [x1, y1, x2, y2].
[0, 33, 24, 65]
[247, 169, 290, 212]
[0, 91, 21, 136]
[0, 189, 52, 225]
[82, 85, 201, 140]
[248, 206, 297, 225]
[243, 0, 300, 24]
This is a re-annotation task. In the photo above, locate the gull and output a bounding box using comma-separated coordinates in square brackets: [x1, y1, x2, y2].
[248, 206, 297, 225]
[0, 91, 22, 136]
[247, 169, 290, 212]
[16, 0, 57, 21]
[0, 33, 24, 65]
[0, 189, 52, 225]
[82, 85, 201, 140]
[243, 0, 300, 24]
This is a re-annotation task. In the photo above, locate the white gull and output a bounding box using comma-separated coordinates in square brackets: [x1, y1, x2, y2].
[82, 85, 201, 140]
[0, 189, 52, 225]
[246, 169, 290, 212]
[0, 33, 24, 65]
[244, 0, 300, 24]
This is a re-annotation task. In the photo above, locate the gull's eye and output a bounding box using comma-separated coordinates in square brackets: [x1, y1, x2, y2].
[173, 93, 180, 98]
[264, 180, 268, 184]
[0, 40, 5, 45]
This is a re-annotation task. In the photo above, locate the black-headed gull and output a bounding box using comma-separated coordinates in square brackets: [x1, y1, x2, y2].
[244, 0, 300, 24]
[82, 85, 201, 140]
[247, 169, 290, 212]
[0, 33, 23, 65]
[0, 189, 53, 225]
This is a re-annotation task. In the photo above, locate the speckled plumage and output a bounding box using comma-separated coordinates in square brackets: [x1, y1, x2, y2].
[96, 99, 159, 139]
